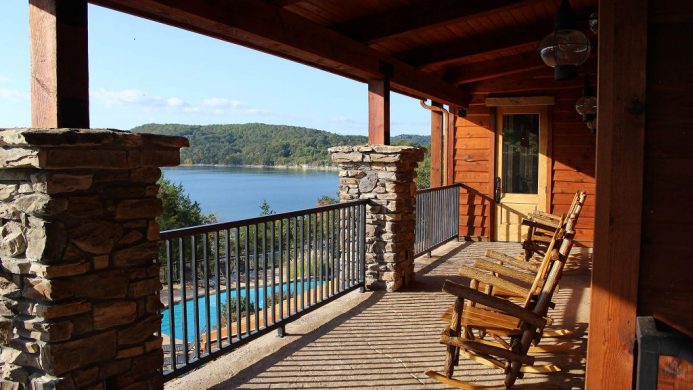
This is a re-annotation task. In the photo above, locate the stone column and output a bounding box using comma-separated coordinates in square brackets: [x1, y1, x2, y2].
[329, 145, 424, 292]
[0, 129, 187, 389]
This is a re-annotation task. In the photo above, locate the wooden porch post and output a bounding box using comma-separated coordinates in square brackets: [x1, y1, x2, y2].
[29, 0, 90, 128]
[368, 78, 390, 145]
[585, 0, 648, 387]
[445, 106, 457, 185]
[430, 102, 444, 187]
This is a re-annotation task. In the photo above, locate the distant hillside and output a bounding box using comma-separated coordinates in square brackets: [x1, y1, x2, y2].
[131, 123, 430, 167]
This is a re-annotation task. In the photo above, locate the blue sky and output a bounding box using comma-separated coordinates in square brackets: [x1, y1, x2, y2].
[0, 2, 430, 135]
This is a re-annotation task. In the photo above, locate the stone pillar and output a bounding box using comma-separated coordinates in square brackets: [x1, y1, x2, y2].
[329, 145, 424, 292]
[0, 129, 187, 389]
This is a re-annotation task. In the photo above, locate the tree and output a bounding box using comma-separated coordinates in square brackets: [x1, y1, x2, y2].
[259, 199, 275, 216]
[316, 194, 338, 206]
[157, 178, 216, 230]
[416, 149, 431, 189]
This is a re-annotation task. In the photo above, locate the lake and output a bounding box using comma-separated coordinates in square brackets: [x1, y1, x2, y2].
[162, 166, 339, 222]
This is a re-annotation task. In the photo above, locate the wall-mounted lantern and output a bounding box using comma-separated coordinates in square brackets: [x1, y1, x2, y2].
[575, 73, 597, 132]
[589, 12, 598, 34]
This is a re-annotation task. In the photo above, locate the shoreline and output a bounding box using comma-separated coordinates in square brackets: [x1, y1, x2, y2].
[169, 163, 339, 172]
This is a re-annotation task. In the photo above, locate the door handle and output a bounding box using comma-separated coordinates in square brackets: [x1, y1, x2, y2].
[494, 177, 502, 203]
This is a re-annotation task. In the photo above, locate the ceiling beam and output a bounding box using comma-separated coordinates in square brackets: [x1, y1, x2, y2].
[399, 6, 594, 71]
[399, 22, 548, 70]
[333, 0, 528, 46]
[265, 0, 304, 7]
[88, 0, 468, 106]
[444, 53, 546, 85]
[463, 69, 584, 95]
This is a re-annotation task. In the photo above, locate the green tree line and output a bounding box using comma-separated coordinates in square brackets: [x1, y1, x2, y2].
[133, 123, 430, 187]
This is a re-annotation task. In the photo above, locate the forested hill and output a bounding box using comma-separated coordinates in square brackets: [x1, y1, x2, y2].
[131, 123, 430, 167]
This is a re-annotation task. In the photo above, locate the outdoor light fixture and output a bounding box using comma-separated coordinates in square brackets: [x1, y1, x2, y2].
[589, 12, 598, 34]
[575, 72, 597, 132]
[539, 0, 591, 80]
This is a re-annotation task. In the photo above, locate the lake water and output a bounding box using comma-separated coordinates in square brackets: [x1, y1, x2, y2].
[162, 166, 339, 221]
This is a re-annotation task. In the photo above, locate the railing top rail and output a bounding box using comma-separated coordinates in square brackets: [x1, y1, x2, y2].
[160, 199, 368, 240]
[416, 183, 461, 194]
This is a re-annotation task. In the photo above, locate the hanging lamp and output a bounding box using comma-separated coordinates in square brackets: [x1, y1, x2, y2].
[538, 0, 591, 80]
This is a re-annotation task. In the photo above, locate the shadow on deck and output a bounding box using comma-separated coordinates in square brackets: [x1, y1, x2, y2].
[166, 241, 592, 389]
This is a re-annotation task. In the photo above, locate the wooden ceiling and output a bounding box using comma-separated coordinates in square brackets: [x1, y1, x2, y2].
[89, 0, 598, 106]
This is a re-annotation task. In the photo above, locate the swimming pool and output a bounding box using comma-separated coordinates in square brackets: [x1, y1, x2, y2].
[161, 279, 319, 342]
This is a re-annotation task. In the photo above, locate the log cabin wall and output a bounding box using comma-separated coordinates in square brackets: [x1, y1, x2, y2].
[454, 67, 597, 245]
[638, 0, 693, 329]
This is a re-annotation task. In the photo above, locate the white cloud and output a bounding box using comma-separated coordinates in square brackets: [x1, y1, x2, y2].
[0, 75, 11, 84]
[92, 88, 266, 117]
[93, 88, 169, 108]
[203, 97, 242, 109]
[329, 115, 357, 124]
[166, 97, 185, 107]
[0, 88, 27, 102]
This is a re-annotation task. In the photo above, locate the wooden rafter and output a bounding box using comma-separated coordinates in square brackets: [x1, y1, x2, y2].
[265, 0, 304, 7]
[444, 53, 546, 85]
[88, 0, 468, 106]
[463, 68, 585, 95]
[399, 6, 593, 71]
[398, 22, 547, 70]
[333, 0, 528, 46]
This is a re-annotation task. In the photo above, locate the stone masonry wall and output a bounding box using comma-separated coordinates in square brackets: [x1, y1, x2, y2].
[329, 145, 424, 292]
[0, 129, 187, 389]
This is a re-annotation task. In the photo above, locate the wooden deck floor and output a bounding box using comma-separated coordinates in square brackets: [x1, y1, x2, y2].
[165, 241, 592, 389]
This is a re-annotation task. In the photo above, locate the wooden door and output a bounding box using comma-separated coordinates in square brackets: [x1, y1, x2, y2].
[494, 106, 548, 242]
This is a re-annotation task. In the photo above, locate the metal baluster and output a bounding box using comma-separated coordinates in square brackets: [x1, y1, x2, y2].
[253, 224, 259, 333]
[285, 217, 290, 315]
[328, 209, 334, 297]
[278, 219, 283, 321]
[179, 237, 188, 364]
[293, 216, 298, 314]
[244, 226, 250, 337]
[166, 240, 176, 371]
[339, 207, 344, 292]
[300, 214, 305, 311]
[270, 220, 275, 324]
[319, 211, 324, 302]
[214, 232, 221, 351]
[191, 235, 200, 359]
[234, 228, 241, 342]
[360, 204, 366, 290]
[203, 233, 211, 355]
[286, 218, 291, 316]
[306, 213, 311, 306]
[347, 206, 352, 287]
[225, 229, 231, 346]
[312, 213, 318, 304]
[262, 222, 267, 329]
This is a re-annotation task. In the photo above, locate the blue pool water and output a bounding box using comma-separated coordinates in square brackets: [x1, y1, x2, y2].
[161, 279, 319, 342]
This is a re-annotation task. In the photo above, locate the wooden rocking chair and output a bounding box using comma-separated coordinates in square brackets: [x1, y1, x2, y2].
[426, 203, 582, 389]
[477, 192, 586, 302]
[521, 191, 585, 261]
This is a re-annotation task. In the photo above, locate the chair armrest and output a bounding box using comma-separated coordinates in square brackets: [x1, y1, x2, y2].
[474, 258, 535, 284]
[485, 250, 539, 272]
[442, 280, 546, 327]
[459, 266, 530, 297]
[530, 210, 561, 221]
[521, 219, 559, 232]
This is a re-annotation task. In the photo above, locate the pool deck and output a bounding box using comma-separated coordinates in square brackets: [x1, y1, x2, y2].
[165, 241, 592, 389]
